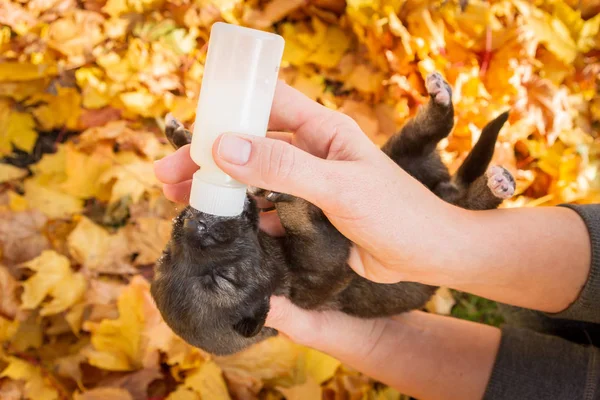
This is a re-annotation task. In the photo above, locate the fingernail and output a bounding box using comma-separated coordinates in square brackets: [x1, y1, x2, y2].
[217, 134, 252, 165]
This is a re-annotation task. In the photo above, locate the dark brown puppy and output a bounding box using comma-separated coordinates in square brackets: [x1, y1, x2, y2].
[257, 72, 514, 317]
[151, 72, 516, 355]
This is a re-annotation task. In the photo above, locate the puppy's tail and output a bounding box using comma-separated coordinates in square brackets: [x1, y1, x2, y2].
[454, 111, 509, 185]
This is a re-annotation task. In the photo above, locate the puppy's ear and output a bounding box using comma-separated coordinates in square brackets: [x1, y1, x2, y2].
[241, 195, 259, 230]
[232, 296, 270, 337]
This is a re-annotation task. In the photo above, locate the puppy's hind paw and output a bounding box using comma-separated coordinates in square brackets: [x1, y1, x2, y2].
[426, 72, 452, 107]
[486, 166, 515, 200]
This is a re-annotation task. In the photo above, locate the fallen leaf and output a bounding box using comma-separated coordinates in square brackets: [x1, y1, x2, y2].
[279, 376, 322, 400]
[184, 361, 231, 400]
[83, 276, 164, 371]
[0, 265, 20, 318]
[124, 217, 172, 265]
[425, 287, 456, 316]
[96, 366, 162, 400]
[74, 388, 133, 400]
[0, 164, 28, 183]
[0, 100, 38, 156]
[20, 250, 87, 316]
[67, 217, 136, 274]
[23, 179, 84, 219]
[166, 386, 200, 400]
[0, 209, 50, 266]
[0, 356, 59, 400]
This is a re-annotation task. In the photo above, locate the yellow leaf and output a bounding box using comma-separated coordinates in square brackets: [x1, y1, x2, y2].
[75, 67, 112, 109]
[282, 18, 351, 68]
[184, 361, 231, 400]
[425, 287, 456, 315]
[0, 100, 38, 155]
[166, 386, 200, 400]
[29, 86, 82, 131]
[0, 356, 59, 400]
[67, 216, 135, 274]
[20, 250, 86, 316]
[100, 153, 159, 203]
[304, 348, 340, 384]
[124, 217, 172, 265]
[120, 90, 162, 118]
[23, 179, 84, 219]
[30, 144, 68, 188]
[514, 0, 577, 64]
[8, 191, 29, 212]
[60, 144, 113, 200]
[10, 312, 43, 352]
[0, 62, 57, 81]
[47, 11, 105, 67]
[0, 163, 27, 183]
[83, 276, 163, 371]
[74, 388, 133, 400]
[342, 64, 385, 93]
[577, 13, 600, 52]
[0, 316, 18, 342]
[370, 386, 404, 400]
[279, 376, 322, 400]
[0, 265, 20, 318]
[216, 336, 303, 391]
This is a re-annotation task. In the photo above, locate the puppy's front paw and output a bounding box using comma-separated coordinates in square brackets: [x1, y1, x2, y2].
[247, 187, 291, 203]
[486, 166, 515, 199]
[426, 72, 452, 107]
[165, 113, 192, 149]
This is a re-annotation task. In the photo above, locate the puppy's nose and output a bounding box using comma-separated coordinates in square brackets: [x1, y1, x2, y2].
[183, 218, 206, 233]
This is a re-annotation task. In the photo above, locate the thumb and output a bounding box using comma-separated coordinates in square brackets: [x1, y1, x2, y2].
[265, 296, 388, 362]
[212, 133, 339, 207]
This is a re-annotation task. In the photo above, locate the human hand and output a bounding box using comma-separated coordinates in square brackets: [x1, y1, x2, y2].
[154, 81, 462, 284]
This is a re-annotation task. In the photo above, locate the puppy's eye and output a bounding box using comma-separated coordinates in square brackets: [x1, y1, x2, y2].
[183, 219, 207, 234]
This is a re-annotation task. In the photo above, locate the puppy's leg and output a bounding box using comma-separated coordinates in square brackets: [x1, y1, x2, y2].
[165, 113, 192, 150]
[381, 72, 454, 159]
[456, 165, 516, 210]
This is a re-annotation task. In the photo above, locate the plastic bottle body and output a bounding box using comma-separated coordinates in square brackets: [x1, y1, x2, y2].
[188, 22, 284, 216]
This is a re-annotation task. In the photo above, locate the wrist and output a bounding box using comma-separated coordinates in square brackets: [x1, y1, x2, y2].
[409, 203, 477, 288]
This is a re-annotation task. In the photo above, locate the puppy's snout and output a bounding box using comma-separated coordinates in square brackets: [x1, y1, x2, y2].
[184, 218, 207, 234]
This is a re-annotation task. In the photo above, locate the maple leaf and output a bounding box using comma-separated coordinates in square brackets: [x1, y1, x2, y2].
[0, 356, 59, 400]
[74, 388, 133, 400]
[83, 276, 170, 371]
[67, 216, 136, 275]
[166, 386, 199, 400]
[29, 86, 83, 131]
[184, 361, 231, 400]
[0, 99, 38, 156]
[0, 209, 50, 266]
[124, 217, 172, 265]
[23, 179, 84, 219]
[99, 152, 160, 204]
[20, 250, 86, 316]
[0, 265, 20, 319]
[0, 164, 28, 183]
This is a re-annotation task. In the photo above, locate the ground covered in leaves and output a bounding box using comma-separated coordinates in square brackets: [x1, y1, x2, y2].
[0, 0, 599, 399]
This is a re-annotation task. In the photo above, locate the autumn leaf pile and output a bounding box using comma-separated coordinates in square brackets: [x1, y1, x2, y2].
[0, 0, 599, 399]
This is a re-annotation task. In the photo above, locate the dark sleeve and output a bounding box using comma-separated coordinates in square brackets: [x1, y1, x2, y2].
[483, 326, 600, 400]
[544, 204, 600, 324]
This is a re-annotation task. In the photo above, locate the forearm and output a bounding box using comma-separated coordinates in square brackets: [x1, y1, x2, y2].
[324, 311, 500, 400]
[439, 206, 591, 313]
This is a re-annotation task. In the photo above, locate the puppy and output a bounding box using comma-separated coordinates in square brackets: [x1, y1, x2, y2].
[151, 72, 516, 354]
